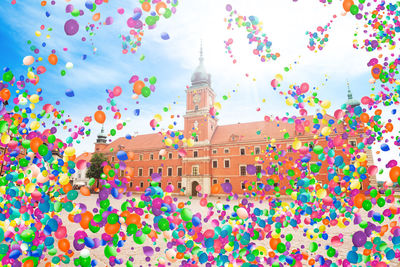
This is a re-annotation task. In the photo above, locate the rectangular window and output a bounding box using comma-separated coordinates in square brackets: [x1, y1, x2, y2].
[256, 165, 262, 174]
[149, 168, 154, 176]
[224, 159, 230, 168]
[177, 167, 182, 176]
[193, 151, 198, 158]
[129, 181, 133, 188]
[192, 166, 199, 176]
[177, 182, 182, 189]
[168, 182, 172, 186]
[224, 179, 230, 184]
[240, 166, 246, 176]
[168, 153, 173, 159]
[158, 167, 163, 174]
[349, 140, 357, 147]
[167, 167, 172, 177]
[159, 154, 163, 160]
[241, 182, 246, 189]
[255, 147, 260, 155]
[240, 148, 245, 155]
[213, 179, 218, 184]
[150, 154, 154, 160]
[140, 182, 144, 188]
[212, 149, 217, 154]
[120, 170, 124, 177]
[158, 182, 162, 187]
[138, 168, 143, 177]
[309, 143, 314, 150]
[212, 160, 218, 168]
[224, 148, 229, 154]
[139, 154, 143, 161]
[111, 156, 115, 162]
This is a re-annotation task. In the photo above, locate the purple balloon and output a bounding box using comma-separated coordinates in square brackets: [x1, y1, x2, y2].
[246, 165, 256, 175]
[352, 231, 367, 247]
[64, 19, 79, 36]
[143, 246, 154, 257]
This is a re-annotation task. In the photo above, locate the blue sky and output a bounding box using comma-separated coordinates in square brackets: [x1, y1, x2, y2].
[0, 0, 397, 180]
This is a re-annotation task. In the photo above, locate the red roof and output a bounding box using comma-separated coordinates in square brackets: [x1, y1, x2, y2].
[75, 152, 92, 162]
[99, 133, 166, 152]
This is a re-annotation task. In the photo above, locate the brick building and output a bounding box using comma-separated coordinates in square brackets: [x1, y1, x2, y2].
[88, 48, 375, 196]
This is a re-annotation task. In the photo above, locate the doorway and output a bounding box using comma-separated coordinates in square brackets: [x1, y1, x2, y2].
[191, 181, 199, 196]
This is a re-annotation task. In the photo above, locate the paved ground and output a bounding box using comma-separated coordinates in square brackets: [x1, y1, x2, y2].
[50, 194, 400, 267]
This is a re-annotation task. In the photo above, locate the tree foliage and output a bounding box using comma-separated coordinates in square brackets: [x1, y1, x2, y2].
[86, 153, 107, 180]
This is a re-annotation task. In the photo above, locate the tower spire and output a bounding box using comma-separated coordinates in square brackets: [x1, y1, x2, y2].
[199, 39, 204, 63]
[96, 124, 107, 144]
[347, 80, 353, 100]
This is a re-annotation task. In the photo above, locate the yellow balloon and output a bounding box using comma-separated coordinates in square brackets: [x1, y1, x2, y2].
[292, 140, 302, 150]
[30, 121, 40, 131]
[320, 100, 331, 109]
[187, 138, 194, 147]
[316, 189, 327, 199]
[35, 31, 41, 37]
[64, 147, 76, 157]
[154, 114, 162, 122]
[286, 98, 294, 106]
[164, 138, 173, 147]
[26, 183, 35, 193]
[356, 153, 367, 162]
[27, 71, 35, 79]
[275, 74, 283, 82]
[29, 94, 40, 104]
[1, 134, 10, 145]
[214, 102, 222, 110]
[321, 127, 331, 136]
[59, 174, 70, 185]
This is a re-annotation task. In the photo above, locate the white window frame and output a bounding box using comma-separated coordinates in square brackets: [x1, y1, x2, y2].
[240, 147, 245, 155]
[239, 165, 246, 176]
[150, 153, 154, 160]
[193, 150, 198, 158]
[167, 167, 173, 177]
[177, 167, 182, 176]
[254, 146, 261, 155]
[212, 149, 217, 154]
[168, 152, 173, 159]
[139, 154, 143, 161]
[192, 165, 199, 176]
[213, 179, 218, 184]
[140, 182, 144, 188]
[224, 159, 230, 168]
[149, 168, 154, 176]
[138, 168, 143, 177]
[224, 148, 230, 154]
[158, 167, 163, 174]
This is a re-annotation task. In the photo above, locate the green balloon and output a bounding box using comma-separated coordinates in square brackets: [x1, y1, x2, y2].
[88, 178, 95, 186]
[350, 5, 359, 15]
[127, 224, 137, 235]
[163, 8, 172, 18]
[104, 245, 117, 258]
[276, 242, 286, 253]
[145, 16, 157, 26]
[38, 144, 49, 156]
[71, 9, 80, 17]
[313, 145, 324, 155]
[107, 213, 119, 224]
[21, 229, 35, 242]
[149, 76, 157, 85]
[309, 242, 318, 252]
[327, 247, 336, 257]
[0, 244, 9, 254]
[141, 87, 151, 98]
[377, 197, 385, 207]
[362, 199, 372, 211]
[158, 218, 169, 231]
[88, 222, 100, 233]
[133, 234, 146, 244]
[370, 189, 378, 198]
[180, 208, 193, 222]
[3, 71, 13, 82]
[48, 135, 56, 143]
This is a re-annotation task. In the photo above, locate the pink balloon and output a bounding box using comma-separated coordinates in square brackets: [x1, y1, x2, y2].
[113, 86, 122, 97]
[76, 159, 87, 170]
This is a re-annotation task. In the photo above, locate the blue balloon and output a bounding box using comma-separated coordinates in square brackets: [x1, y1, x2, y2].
[381, 143, 390, 152]
[116, 150, 128, 161]
[161, 32, 170, 40]
[134, 109, 140, 116]
[65, 89, 75, 97]
[85, 1, 94, 10]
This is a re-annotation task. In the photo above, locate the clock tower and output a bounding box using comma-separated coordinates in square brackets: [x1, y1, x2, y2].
[184, 43, 217, 143]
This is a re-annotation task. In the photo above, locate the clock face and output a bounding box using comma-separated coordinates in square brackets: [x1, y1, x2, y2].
[193, 93, 201, 104]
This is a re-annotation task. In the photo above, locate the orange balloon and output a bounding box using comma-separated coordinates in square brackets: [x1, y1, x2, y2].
[80, 186, 91, 196]
[63, 183, 73, 193]
[269, 237, 281, 250]
[80, 211, 93, 229]
[211, 184, 222, 194]
[343, 0, 354, 12]
[133, 80, 145, 95]
[94, 110, 106, 124]
[93, 13, 100, 21]
[58, 239, 70, 252]
[371, 64, 382, 79]
[385, 123, 393, 132]
[390, 166, 400, 183]
[125, 167, 134, 178]
[155, 2, 167, 15]
[354, 194, 366, 209]
[23, 259, 34, 267]
[0, 88, 11, 101]
[105, 223, 120, 235]
[360, 113, 369, 123]
[142, 2, 151, 12]
[126, 213, 141, 226]
[48, 54, 58, 65]
[30, 137, 43, 153]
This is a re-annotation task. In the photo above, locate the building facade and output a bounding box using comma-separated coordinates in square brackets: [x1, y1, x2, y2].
[88, 48, 375, 196]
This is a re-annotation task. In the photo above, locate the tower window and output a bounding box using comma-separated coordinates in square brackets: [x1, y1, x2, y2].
[139, 154, 143, 161]
[212, 149, 217, 154]
[195, 105, 199, 111]
[224, 148, 229, 154]
[140, 182, 144, 188]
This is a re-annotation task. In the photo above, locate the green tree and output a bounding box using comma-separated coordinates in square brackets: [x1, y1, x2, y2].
[86, 153, 107, 180]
